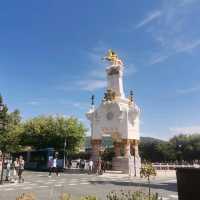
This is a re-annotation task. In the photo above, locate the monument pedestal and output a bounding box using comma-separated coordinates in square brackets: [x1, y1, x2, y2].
[112, 156, 141, 176]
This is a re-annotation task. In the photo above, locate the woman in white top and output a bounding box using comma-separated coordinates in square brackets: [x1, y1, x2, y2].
[13, 158, 19, 181]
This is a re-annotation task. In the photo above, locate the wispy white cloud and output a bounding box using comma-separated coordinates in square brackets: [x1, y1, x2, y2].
[59, 100, 89, 109]
[89, 68, 105, 79]
[170, 126, 200, 134]
[124, 63, 137, 76]
[135, 10, 162, 29]
[57, 42, 137, 92]
[180, 0, 198, 6]
[27, 101, 40, 106]
[149, 55, 170, 65]
[177, 85, 200, 95]
[143, 0, 200, 65]
[174, 39, 200, 53]
[77, 79, 106, 91]
[149, 38, 200, 65]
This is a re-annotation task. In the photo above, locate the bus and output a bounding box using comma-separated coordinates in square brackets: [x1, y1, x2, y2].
[13, 148, 64, 171]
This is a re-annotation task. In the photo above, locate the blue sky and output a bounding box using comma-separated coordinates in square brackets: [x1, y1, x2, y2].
[1, 0, 200, 140]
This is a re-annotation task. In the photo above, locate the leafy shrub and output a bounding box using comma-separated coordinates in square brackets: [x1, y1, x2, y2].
[16, 191, 162, 200]
[140, 163, 157, 198]
[81, 195, 98, 200]
[16, 193, 36, 200]
[60, 193, 71, 200]
[106, 190, 161, 200]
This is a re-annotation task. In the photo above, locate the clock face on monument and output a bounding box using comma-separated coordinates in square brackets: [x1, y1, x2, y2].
[106, 111, 114, 120]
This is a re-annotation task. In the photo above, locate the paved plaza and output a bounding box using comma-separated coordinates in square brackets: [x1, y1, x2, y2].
[0, 171, 178, 200]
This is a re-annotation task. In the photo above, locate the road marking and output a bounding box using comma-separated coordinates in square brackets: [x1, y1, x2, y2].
[55, 184, 62, 187]
[39, 185, 49, 188]
[4, 188, 15, 191]
[45, 182, 53, 185]
[22, 187, 33, 190]
[162, 179, 177, 183]
[28, 183, 37, 186]
[68, 183, 77, 186]
[80, 182, 90, 185]
[170, 195, 178, 199]
[162, 198, 170, 200]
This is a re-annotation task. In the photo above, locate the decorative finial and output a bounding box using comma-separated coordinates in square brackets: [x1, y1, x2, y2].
[130, 90, 133, 102]
[91, 95, 95, 105]
[103, 89, 116, 102]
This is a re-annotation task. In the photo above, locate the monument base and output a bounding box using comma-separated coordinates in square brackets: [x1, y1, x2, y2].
[112, 156, 141, 176]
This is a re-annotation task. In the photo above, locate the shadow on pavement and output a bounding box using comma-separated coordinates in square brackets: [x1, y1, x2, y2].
[89, 180, 177, 192]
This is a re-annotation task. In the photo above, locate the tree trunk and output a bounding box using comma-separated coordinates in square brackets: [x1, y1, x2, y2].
[0, 153, 5, 184]
[148, 177, 151, 200]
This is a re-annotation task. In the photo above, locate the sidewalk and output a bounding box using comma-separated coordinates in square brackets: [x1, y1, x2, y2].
[100, 170, 176, 180]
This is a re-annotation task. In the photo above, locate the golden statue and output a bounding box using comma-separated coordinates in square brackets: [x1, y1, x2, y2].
[103, 49, 123, 66]
[105, 49, 118, 63]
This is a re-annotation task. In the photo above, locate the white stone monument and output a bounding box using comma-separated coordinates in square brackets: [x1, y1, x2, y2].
[86, 50, 141, 176]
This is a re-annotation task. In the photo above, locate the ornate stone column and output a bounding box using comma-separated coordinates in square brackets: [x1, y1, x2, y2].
[130, 140, 139, 157]
[114, 142, 121, 157]
[122, 139, 130, 157]
[134, 140, 139, 157]
[91, 139, 102, 160]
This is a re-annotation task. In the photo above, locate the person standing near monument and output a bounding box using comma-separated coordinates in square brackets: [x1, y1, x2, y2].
[13, 157, 19, 182]
[18, 156, 25, 183]
[49, 156, 59, 176]
[48, 157, 53, 177]
[5, 156, 12, 182]
[88, 159, 93, 174]
[96, 158, 102, 175]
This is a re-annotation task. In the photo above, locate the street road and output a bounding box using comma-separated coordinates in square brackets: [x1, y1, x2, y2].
[0, 171, 178, 200]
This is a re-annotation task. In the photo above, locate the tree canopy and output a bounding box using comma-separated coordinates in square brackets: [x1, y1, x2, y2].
[0, 95, 23, 153]
[139, 134, 200, 162]
[22, 115, 87, 153]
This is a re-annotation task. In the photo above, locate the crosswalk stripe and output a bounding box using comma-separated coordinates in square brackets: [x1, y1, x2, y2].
[55, 184, 62, 187]
[4, 188, 15, 191]
[22, 187, 33, 190]
[68, 183, 77, 186]
[170, 195, 178, 199]
[39, 185, 49, 188]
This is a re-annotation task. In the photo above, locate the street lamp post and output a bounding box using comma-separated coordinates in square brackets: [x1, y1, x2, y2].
[63, 138, 67, 169]
[0, 102, 5, 185]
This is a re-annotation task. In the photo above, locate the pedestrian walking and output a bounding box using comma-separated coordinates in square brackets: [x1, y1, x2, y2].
[13, 158, 19, 175]
[101, 160, 106, 173]
[48, 157, 53, 177]
[80, 159, 85, 171]
[96, 158, 102, 175]
[18, 156, 25, 183]
[49, 157, 59, 176]
[88, 159, 93, 174]
[0, 156, 2, 178]
[13, 158, 19, 182]
[5, 157, 12, 182]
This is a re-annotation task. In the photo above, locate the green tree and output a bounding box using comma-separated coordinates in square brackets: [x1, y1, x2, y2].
[22, 115, 86, 153]
[170, 134, 200, 162]
[0, 95, 23, 153]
